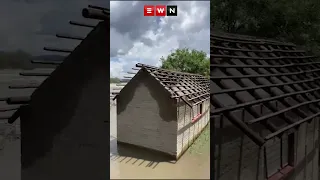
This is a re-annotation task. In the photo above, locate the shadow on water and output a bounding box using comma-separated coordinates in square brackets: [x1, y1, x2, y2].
[110, 132, 210, 179]
[110, 137, 176, 169]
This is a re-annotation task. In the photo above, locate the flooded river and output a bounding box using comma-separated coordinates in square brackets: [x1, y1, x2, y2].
[0, 80, 210, 179]
[0, 69, 46, 180]
[110, 102, 210, 179]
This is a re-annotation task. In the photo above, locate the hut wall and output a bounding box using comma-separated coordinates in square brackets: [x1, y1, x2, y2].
[176, 99, 210, 158]
[264, 120, 319, 180]
[117, 71, 177, 155]
[214, 115, 319, 180]
[290, 120, 319, 180]
[20, 21, 110, 180]
[214, 114, 265, 180]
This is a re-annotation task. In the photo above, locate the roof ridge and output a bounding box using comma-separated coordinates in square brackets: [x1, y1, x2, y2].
[211, 31, 295, 46]
[114, 63, 210, 106]
[136, 63, 207, 78]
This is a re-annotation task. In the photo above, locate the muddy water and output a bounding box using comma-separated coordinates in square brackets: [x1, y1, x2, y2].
[0, 70, 45, 180]
[110, 102, 210, 179]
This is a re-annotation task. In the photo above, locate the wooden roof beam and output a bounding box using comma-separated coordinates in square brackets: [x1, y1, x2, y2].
[69, 21, 95, 28]
[56, 34, 85, 41]
[7, 96, 30, 105]
[43, 47, 72, 53]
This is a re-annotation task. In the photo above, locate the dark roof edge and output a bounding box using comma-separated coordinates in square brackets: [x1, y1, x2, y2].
[136, 63, 207, 77]
[211, 29, 296, 46]
[112, 68, 168, 101]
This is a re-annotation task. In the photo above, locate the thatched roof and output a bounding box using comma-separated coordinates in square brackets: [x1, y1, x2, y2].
[211, 31, 320, 145]
[115, 63, 210, 106]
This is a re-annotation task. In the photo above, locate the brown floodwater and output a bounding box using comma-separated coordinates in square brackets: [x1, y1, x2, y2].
[110, 101, 210, 179]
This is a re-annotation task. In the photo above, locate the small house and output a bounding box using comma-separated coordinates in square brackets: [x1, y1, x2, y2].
[212, 32, 320, 180]
[8, 6, 110, 180]
[115, 63, 210, 159]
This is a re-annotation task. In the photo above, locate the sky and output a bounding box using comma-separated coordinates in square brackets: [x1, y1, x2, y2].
[110, 1, 210, 78]
[0, 0, 209, 79]
[0, 0, 108, 55]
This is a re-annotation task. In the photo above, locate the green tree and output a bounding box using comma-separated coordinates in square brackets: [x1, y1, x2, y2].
[160, 48, 209, 77]
[211, 0, 320, 54]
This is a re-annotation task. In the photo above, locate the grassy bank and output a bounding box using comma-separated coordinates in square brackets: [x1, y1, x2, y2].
[187, 123, 210, 155]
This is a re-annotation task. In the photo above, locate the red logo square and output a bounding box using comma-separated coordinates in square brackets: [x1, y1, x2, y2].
[144, 5, 155, 16]
[155, 5, 166, 16]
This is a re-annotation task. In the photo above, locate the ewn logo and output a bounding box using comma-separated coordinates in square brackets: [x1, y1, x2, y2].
[143, 5, 177, 16]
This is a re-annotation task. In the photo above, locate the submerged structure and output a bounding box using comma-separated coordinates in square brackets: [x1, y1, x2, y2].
[211, 32, 320, 180]
[114, 63, 210, 159]
[0, 5, 110, 180]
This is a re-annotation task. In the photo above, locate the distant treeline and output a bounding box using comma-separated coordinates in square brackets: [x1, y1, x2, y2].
[110, 77, 130, 83]
[211, 0, 320, 55]
[110, 77, 120, 83]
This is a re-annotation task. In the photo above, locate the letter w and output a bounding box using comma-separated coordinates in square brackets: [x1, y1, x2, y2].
[157, 8, 164, 13]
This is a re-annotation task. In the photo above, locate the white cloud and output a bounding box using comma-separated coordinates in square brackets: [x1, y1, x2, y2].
[110, 1, 210, 78]
[0, 0, 108, 55]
